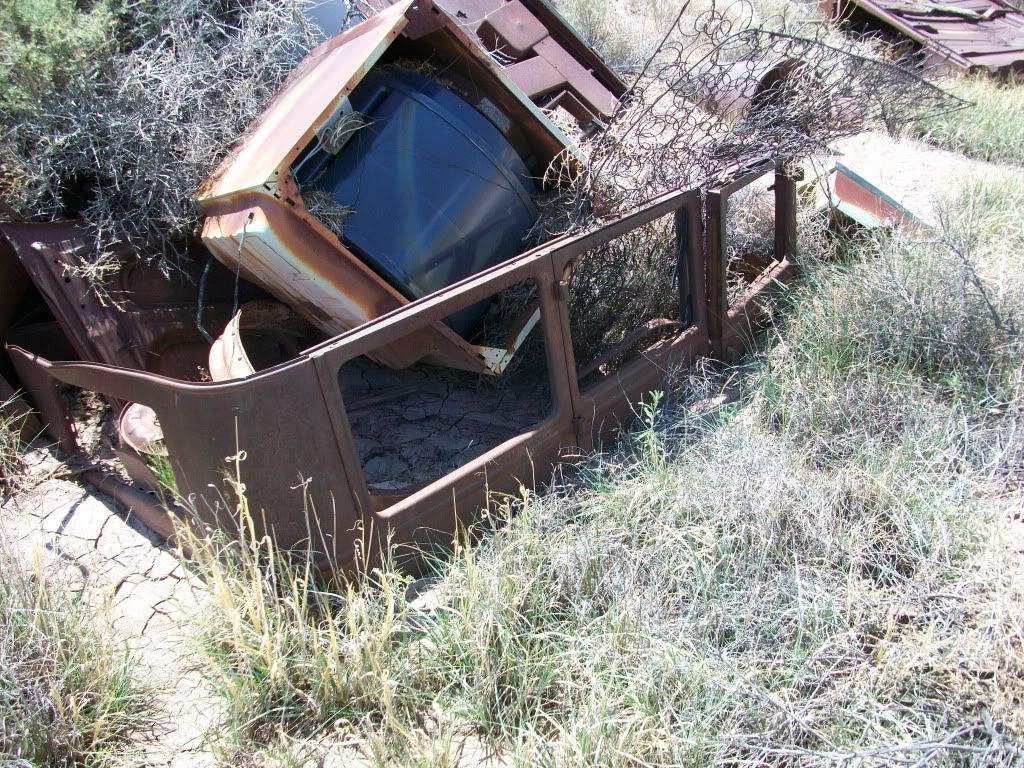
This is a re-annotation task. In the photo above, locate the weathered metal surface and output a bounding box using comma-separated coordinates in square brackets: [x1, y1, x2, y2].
[831, 162, 928, 231]
[81, 469, 178, 542]
[0, 222, 237, 379]
[198, 2, 412, 203]
[209, 301, 319, 382]
[115, 402, 168, 492]
[0, 234, 29, 339]
[197, 0, 583, 375]
[119, 402, 165, 456]
[391, 0, 626, 123]
[823, 0, 1024, 75]
[705, 161, 799, 361]
[5, 322, 79, 453]
[705, 57, 798, 120]
[9, 165, 796, 574]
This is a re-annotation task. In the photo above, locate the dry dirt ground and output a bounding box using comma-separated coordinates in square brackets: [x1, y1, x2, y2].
[2, 130, 1019, 765]
[1, 446, 217, 768]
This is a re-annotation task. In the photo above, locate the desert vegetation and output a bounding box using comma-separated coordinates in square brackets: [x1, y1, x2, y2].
[0, 546, 153, 766]
[2, 0, 1023, 765]
[0, 396, 23, 500]
[176, 170, 1024, 765]
[914, 74, 1024, 166]
[0, 0, 321, 280]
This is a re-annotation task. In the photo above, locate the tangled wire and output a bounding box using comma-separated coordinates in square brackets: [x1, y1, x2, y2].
[544, 0, 964, 233]
[525, 0, 966, 369]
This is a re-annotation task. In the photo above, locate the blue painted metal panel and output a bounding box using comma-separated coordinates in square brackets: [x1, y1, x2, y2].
[297, 68, 539, 337]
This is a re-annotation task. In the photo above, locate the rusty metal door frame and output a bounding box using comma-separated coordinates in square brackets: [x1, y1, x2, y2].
[6, 167, 796, 574]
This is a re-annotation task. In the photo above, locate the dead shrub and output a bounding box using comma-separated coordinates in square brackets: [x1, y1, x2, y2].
[3, 0, 322, 279]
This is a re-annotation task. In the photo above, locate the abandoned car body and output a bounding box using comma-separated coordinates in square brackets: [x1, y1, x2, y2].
[7, 161, 797, 572]
[2, 0, 800, 574]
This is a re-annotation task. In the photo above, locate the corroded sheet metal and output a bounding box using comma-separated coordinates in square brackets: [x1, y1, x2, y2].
[831, 162, 929, 232]
[198, 1, 412, 203]
[196, 0, 581, 375]
[825, 0, 1024, 74]
[398, 0, 625, 122]
[209, 301, 313, 381]
[705, 57, 797, 120]
[0, 222, 234, 378]
[389, 0, 626, 121]
[0, 234, 28, 338]
[11, 165, 796, 575]
[200, 198, 496, 374]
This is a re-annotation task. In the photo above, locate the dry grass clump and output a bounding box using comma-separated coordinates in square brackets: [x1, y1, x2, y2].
[0, 396, 24, 501]
[416, 417, 1017, 765]
[915, 75, 1024, 166]
[758, 173, 1024, 481]
[302, 188, 353, 239]
[0, 546, 153, 766]
[3, 0, 321, 279]
[554, 0, 828, 73]
[176, 488, 426, 766]
[555, 0, 684, 71]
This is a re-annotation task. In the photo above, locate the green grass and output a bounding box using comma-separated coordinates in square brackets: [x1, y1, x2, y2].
[0, 0, 114, 114]
[0, 547, 153, 766]
[181, 172, 1024, 766]
[144, 453, 179, 500]
[915, 75, 1024, 165]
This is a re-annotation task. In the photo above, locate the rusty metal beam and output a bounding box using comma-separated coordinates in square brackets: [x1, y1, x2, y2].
[824, 0, 1024, 76]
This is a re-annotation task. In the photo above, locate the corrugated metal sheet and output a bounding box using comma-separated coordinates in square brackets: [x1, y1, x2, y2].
[826, 0, 1024, 74]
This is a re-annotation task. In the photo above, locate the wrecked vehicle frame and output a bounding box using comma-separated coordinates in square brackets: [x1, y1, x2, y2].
[7, 160, 796, 574]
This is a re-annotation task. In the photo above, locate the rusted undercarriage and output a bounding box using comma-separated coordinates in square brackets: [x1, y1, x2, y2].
[5, 161, 797, 573]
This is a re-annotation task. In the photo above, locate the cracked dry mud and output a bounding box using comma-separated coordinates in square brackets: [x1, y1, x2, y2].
[1, 449, 217, 768]
[341, 357, 551, 490]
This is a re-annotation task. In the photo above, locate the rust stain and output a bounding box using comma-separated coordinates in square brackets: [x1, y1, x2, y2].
[197, 1, 413, 202]
[195, 0, 591, 375]
[9, 163, 798, 575]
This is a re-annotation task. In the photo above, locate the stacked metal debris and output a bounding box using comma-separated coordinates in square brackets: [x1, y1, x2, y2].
[0, 0, 965, 571]
[822, 0, 1024, 76]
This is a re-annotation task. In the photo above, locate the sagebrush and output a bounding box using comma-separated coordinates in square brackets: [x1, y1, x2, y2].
[1, 0, 321, 280]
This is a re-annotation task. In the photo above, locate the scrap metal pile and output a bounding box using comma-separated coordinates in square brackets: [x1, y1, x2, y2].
[0, 0, 966, 571]
[822, 0, 1024, 75]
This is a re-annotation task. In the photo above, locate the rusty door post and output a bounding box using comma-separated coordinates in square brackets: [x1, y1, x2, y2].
[774, 163, 799, 265]
[704, 189, 727, 359]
